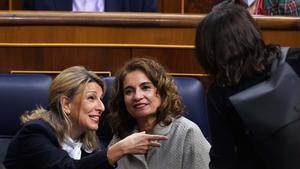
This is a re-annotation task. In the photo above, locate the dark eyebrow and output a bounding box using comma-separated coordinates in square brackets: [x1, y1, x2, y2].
[123, 81, 153, 90]
[123, 86, 133, 91]
[141, 82, 153, 86]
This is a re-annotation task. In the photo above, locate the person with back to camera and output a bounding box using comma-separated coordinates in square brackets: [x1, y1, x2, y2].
[195, 4, 300, 169]
[107, 58, 211, 169]
[3, 66, 168, 169]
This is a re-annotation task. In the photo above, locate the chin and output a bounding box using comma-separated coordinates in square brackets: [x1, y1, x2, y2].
[133, 112, 154, 118]
[88, 125, 99, 131]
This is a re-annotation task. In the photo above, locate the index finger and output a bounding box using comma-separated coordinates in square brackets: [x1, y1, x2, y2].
[146, 134, 168, 141]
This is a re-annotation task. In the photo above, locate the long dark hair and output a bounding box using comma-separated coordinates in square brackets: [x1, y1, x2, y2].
[195, 4, 280, 86]
[108, 58, 185, 139]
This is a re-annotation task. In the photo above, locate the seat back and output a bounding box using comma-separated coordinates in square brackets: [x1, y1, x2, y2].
[0, 74, 52, 162]
[98, 76, 210, 147]
[173, 77, 210, 140]
[97, 77, 115, 148]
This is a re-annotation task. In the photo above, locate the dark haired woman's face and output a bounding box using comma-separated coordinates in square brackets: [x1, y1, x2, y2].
[123, 70, 161, 122]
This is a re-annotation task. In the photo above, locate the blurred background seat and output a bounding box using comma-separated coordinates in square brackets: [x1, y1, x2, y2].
[173, 77, 210, 140]
[0, 74, 52, 162]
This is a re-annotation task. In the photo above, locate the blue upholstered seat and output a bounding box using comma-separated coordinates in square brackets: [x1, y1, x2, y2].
[173, 77, 210, 140]
[97, 76, 115, 148]
[99, 76, 210, 147]
[0, 74, 52, 162]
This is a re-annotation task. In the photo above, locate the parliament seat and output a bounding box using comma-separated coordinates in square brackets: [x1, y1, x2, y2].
[0, 74, 52, 162]
[173, 77, 210, 140]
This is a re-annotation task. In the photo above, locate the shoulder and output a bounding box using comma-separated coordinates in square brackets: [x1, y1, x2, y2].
[173, 116, 198, 128]
[172, 117, 202, 135]
[23, 119, 54, 132]
[5, 119, 62, 165]
[19, 119, 58, 142]
[172, 117, 211, 147]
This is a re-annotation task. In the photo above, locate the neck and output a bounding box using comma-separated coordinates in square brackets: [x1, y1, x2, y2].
[137, 115, 157, 133]
[69, 124, 84, 140]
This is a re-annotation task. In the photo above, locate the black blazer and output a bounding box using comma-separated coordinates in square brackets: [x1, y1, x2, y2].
[22, 0, 157, 12]
[4, 119, 114, 169]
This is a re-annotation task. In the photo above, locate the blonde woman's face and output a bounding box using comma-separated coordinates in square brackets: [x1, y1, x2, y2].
[67, 82, 105, 138]
[123, 70, 161, 121]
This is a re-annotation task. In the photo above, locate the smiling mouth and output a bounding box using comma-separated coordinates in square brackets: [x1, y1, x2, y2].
[89, 115, 100, 123]
[134, 103, 147, 109]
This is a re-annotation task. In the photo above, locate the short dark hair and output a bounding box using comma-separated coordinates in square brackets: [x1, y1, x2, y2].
[195, 4, 280, 86]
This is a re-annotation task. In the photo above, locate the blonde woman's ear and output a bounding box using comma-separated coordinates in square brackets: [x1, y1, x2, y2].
[60, 96, 71, 115]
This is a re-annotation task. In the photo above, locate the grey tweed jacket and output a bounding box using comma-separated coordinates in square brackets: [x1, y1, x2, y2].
[110, 117, 211, 169]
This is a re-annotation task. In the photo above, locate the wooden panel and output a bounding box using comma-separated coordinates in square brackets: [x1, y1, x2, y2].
[157, 0, 163, 13]
[0, 47, 131, 74]
[158, 0, 182, 13]
[132, 48, 212, 91]
[184, 0, 222, 14]
[11, 0, 22, 10]
[0, 12, 299, 75]
[0, 12, 299, 47]
[0, 47, 205, 74]
[0, 26, 195, 47]
[132, 48, 204, 74]
[262, 30, 300, 47]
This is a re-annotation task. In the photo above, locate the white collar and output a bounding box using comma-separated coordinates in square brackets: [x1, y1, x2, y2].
[61, 136, 83, 160]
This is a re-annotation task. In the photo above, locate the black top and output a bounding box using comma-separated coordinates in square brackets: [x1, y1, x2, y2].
[207, 48, 300, 169]
[4, 119, 115, 169]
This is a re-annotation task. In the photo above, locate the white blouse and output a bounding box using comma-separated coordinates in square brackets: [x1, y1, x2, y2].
[72, 0, 105, 12]
[61, 137, 83, 160]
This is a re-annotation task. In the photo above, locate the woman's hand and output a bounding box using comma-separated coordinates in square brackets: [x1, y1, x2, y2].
[119, 131, 168, 154]
[107, 131, 168, 165]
